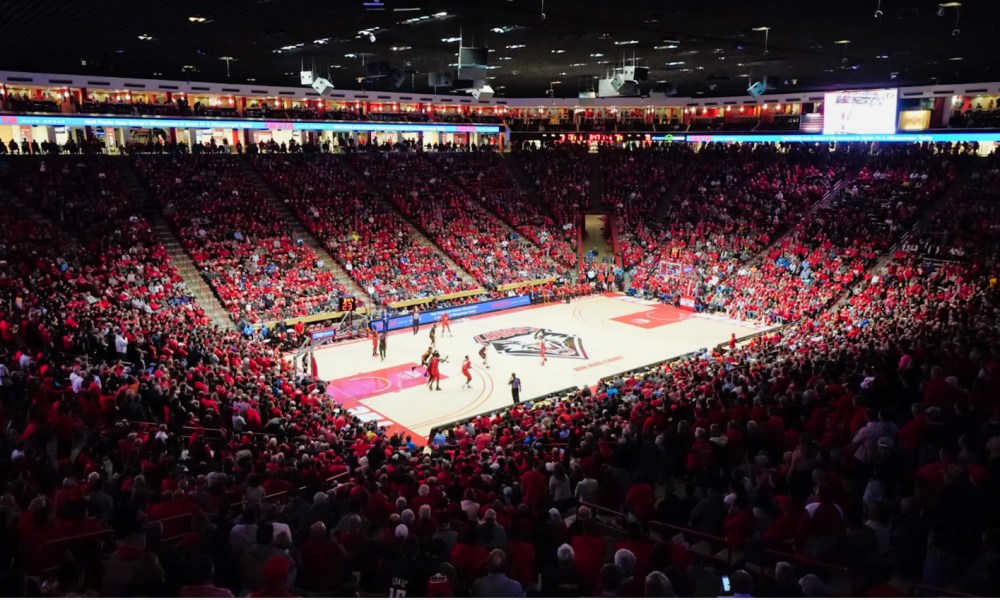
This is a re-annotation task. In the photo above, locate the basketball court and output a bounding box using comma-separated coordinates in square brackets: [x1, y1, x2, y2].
[313, 293, 773, 443]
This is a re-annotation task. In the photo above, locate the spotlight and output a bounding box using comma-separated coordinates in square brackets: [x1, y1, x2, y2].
[874, 9, 883, 17]
[952, 28, 960, 36]
[368, 33, 376, 42]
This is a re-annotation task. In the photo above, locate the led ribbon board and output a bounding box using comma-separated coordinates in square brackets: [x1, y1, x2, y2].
[0, 114, 502, 134]
[652, 133, 1000, 143]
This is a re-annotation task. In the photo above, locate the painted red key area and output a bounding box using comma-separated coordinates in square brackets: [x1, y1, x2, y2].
[324, 363, 446, 444]
[611, 305, 691, 329]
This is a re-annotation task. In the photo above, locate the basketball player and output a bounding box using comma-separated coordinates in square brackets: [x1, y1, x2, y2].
[411, 307, 420, 335]
[427, 351, 446, 391]
[479, 342, 489, 369]
[370, 327, 379, 357]
[412, 346, 433, 376]
[378, 331, 387, 361]
[429, 323, 437, 347]
[461, 355, 472, 388]
[440, 312, 452, 337]
[539, 338, 547, 366]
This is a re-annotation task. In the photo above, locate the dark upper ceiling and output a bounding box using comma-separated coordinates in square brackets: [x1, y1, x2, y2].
[1, 0, 997, 99]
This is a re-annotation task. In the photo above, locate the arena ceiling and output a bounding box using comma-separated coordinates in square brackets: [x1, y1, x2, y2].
[1, 0, 998, 98]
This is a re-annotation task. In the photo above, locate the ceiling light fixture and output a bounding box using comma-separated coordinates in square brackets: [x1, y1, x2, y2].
[614, 40, 639, 46]
[835, 39, 852, 64]
[137, 34, 153, 41]
[752, 26, 771, 55]
[188, 16, 207, 23]
[218, 56, 236, 77]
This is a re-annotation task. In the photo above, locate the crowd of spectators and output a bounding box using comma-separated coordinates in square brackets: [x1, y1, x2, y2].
[698, 145, 964, 323]
[133, 155, 348, 323]
[426, 149, 1000, 596]
[349, 150, 560, 289]
[624, 144, 856, 311]
[0, 145, 997, 600]
[250, 154, 477, 305]
[431, 150, 578, 269]
[600, 144, 692, 233]
[510, 144, 590, 266]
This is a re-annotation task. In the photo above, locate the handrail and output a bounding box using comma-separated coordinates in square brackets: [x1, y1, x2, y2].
[579, 501, 856, 585]
[909, 583, 979, 598]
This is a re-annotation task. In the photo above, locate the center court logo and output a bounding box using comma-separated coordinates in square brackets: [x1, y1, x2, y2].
[473, 327, 589, 360]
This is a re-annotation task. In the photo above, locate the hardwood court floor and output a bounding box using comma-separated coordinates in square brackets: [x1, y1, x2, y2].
[314, 293, 772, 443]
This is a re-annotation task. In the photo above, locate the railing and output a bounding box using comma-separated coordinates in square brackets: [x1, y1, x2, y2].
[28, 470, 352, 577]
[578, 500, 854, 590]
[30, 528, 115, 576]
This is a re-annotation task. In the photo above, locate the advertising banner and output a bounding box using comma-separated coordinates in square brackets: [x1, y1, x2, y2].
[373, 295, 532, 333]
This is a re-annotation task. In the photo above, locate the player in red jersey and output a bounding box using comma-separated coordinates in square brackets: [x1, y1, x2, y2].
[539, 339, 547, 366]
[370, 327, 379, 357]
[461, 355, 472, 388]
[427, 351, 446, 391]
[440, 312, 452, 337]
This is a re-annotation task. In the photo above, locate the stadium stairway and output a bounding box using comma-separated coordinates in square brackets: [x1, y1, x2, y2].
[500, 151, 591, 274]
[651, 172, 688, 222]
[115, 161, 234, 329]
[236, 159, 374, 310]
[581, 214, 616, 267]
[437, 157, 571, 279]
[743, 165, 861, 267]
[148, 216, 237, 330]
[499, 152, 540, 196]
[831, 154, 984, 309]
[890, 154, 984, 256]
[336, 157, 481, 293]
[500, 152, 583, 269]
[587, 152, 603, 211]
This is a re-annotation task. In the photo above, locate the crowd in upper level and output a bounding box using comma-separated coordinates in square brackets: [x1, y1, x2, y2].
[133, 155, 348, 323]
[250, 154, 476, 305]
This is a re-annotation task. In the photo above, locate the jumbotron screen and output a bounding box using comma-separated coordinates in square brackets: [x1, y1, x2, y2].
[823, 88, 898, 135]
